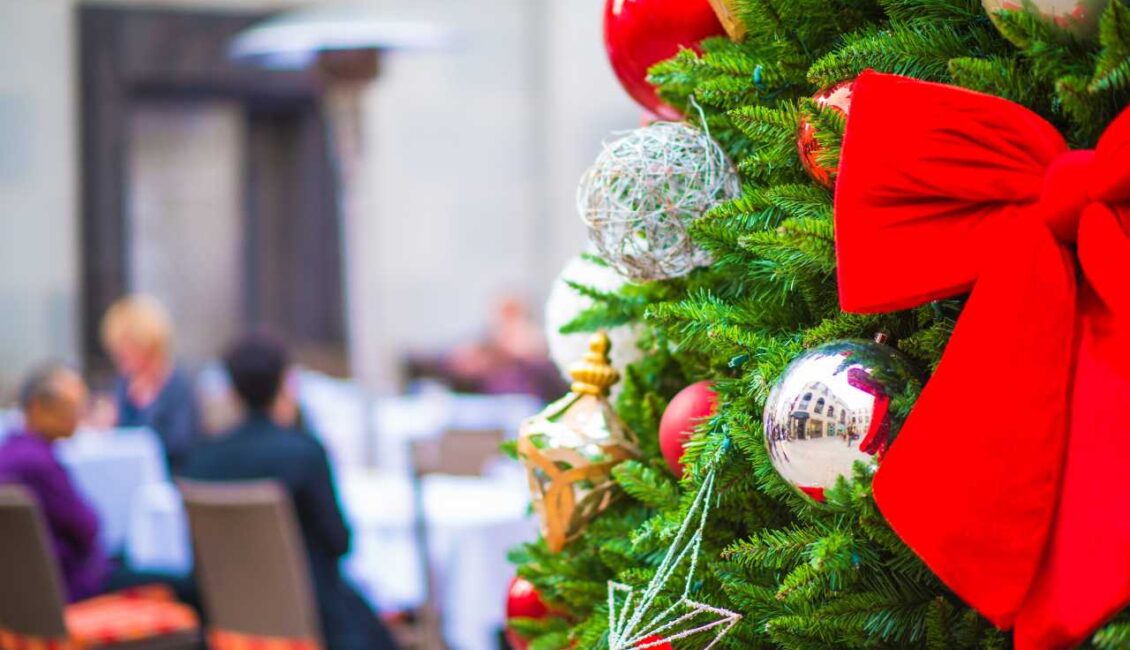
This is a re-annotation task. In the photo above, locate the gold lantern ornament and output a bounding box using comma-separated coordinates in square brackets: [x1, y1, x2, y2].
[517, 331, 639, 553]
[708, 0, 748, 41]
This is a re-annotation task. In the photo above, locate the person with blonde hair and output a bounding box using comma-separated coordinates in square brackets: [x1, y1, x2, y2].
[101, 295, 199, 471]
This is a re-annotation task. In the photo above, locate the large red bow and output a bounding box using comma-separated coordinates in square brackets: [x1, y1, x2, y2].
[835, 70, 1130, 648]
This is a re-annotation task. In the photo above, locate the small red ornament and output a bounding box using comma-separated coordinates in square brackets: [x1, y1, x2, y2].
[797, 80, 854, 189]
[637, 635, 673, 649]
[659, 380, 718, 477]
[504, 576, 550, 650]
[604, 0, 727, 120]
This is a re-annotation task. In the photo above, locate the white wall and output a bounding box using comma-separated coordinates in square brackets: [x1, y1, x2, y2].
[0, 0, 79, 398]
[0, 0, 638, 396]
[349, 0, 543, 389]
[348, 0, 637, 389]
[544, 0, 641, 281]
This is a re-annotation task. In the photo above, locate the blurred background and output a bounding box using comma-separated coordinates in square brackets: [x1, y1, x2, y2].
[0, 1, 643, 648]
[0, 0, 638, 396]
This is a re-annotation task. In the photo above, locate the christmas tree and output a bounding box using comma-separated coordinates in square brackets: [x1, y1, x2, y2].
[508, 0, 1130, 648]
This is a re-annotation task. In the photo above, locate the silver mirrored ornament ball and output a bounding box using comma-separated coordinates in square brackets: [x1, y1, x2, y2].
[763, 339, 920, 501]
[576, 121, 741, 282]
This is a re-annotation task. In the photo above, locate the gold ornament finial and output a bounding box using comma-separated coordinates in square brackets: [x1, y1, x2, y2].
[568, 331, 620, 396]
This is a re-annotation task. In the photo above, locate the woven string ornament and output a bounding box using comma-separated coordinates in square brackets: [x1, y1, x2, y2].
[576, 121, 741, 282]
[517, 332, 639, 552]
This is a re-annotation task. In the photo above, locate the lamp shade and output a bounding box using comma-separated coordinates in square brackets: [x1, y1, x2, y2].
[230, 5, 453, 69]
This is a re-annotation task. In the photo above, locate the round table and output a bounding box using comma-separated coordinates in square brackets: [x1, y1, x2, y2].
[56, 427, 168, 554]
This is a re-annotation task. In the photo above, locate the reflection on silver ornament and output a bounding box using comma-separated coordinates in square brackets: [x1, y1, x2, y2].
[763, 338, 919, 501]
[982, 0, 1109, 39]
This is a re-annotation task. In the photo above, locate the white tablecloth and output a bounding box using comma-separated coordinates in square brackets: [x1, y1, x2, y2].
[128, 470, 537, 650]
[0, 409, 23, 440]
[371, 392, 542, 474]
[56, 427, 168, 554]
[297, 370, 372, 470]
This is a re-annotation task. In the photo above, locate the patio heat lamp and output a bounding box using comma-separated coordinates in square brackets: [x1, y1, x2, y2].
[228, 3, 454, 155]
[228, 5, 453, 392]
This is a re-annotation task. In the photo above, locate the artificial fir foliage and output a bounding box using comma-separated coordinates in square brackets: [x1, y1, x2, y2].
[508, 0, 1130, 647]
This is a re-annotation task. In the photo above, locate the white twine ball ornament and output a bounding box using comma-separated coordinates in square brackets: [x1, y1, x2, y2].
[576, 120, 741, 282]
[545, 254, 644, 398]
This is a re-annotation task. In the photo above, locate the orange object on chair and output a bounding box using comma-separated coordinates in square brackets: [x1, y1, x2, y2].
[0, 487, 200, 650]
[0, 585, 197, 650]
[0, 630, 73, 650]
[65, 585, 198, 647]
[208, 628, 322, 650]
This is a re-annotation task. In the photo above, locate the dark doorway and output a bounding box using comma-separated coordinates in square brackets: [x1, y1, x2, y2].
[244, 102, 346, 370]
[79, 5, 347, 381]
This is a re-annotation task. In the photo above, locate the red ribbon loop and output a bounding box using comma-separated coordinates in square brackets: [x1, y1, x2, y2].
[834, 70, 1130, 649]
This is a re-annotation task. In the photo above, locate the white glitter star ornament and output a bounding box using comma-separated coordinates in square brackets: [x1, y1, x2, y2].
[607, 469, 741, 649]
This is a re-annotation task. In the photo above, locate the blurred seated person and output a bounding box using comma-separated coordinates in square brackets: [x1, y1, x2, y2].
[434, 294, 566, 401]
[101, 295, 200, 471]
[0, 364, 193, 604]
[0, 364, 108, 601]
[179, 334, 396, 650]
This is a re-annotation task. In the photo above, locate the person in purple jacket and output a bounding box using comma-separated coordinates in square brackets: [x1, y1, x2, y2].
[0, 363, 199, 607]
[0, 363, 109, 601]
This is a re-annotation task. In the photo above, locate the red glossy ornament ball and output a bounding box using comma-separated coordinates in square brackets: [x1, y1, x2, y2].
[797, 80, 854, 189]
[659, 380, 718, 477]
[637, 635, 673, 649]
[604, 0, 727, 119]
[504, 576, 550, 650]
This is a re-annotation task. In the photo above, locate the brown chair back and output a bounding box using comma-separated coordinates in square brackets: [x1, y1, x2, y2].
[410, 428, 505, 478]
[178, 480, 321, 642]
[405, 428, 504, 649]
[0, 485, 68, 637]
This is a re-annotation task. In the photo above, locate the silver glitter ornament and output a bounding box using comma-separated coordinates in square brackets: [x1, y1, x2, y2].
[763, 338, 919, 501]
[576, 121, 741, 282]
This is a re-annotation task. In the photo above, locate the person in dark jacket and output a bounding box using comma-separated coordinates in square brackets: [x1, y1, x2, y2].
[179, 334, 396, 650]
[101, 295, 200, 472]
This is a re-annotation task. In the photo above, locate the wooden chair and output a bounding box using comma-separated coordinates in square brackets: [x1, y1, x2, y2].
[410, 428, 506, 477]
[406, 428, 505, 650]
[0, 485, 199, 650]
[178, 480, 322, 650]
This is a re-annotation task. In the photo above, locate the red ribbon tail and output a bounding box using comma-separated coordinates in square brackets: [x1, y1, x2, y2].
[873, 221, 1074, 627]
[1014, 207, 1130, 647]
[1015, 309, 1130, 648]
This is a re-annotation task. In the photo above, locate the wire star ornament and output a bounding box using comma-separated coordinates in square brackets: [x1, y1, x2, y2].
[607, 469, 741, 649]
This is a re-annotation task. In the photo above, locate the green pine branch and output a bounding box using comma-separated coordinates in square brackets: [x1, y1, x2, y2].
[510, 0, 1130, 647]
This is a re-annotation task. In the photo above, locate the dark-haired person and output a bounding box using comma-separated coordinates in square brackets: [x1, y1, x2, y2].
[0, 364, 110, 601]
[179, 335, 396, 650]
[0, 364, 195, 607]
